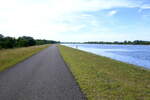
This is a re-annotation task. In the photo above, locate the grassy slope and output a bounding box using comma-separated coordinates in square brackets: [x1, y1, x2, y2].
[59, 45, 150, 100]
[0, 45, 49, 71]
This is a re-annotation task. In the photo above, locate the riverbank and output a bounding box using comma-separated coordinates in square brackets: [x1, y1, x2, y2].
[59, 45, 150, 100]
[0, 44, 49, 71]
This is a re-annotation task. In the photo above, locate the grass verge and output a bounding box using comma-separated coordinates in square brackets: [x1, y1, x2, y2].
[0, 44, 49, 71]
[59, 45, 150, 100]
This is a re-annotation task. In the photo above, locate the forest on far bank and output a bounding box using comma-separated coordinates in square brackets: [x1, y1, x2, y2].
[84, 40, 150, 45]
[0, 34, 59, 49]
[62, 40, 150, 45]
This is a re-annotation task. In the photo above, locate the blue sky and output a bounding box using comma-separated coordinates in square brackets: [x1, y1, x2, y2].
[0, 0, 150, 42]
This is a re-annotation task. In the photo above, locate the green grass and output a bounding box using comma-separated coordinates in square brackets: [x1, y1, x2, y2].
[59, 45, 150, 100]
[0, 45, 49, 71]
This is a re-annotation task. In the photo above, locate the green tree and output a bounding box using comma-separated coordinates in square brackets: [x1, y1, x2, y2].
[0, 34, 3, 39]
[0, 34, 4, 48]
[1, 37, 16, 48]
[16, 36, 36, 47]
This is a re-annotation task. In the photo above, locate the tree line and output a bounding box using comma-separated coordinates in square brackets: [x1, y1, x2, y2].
[0, 34, 59, 49]
[84, 40, 150, 45]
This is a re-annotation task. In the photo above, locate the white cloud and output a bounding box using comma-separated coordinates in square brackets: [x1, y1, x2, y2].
[0, 0, 146, 41]
[108, 10, 118, 16]
[81, 14, 93, 17]
[140, 4, 150, 9]
[0, 0, 17, 9]
[47, 0, 141, 13]
[138, 4, 150, 12]
[56, 32, 131, 42]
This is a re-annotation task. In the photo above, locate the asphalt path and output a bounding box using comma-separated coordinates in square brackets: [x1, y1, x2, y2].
[0, 45, 86, 100]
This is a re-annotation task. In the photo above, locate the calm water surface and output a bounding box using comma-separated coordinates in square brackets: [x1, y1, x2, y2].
[63, 44, 150, 69]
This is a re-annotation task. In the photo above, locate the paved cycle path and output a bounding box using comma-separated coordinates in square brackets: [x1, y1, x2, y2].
[0, 45, 86, 100]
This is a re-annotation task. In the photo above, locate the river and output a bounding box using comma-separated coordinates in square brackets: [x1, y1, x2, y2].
[63, 44, 150, 69]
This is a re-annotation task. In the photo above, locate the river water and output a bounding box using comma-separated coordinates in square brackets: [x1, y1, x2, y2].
[63, 44, 150, 69]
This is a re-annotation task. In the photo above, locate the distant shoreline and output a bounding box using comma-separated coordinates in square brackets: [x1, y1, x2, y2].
[61, 43, 150, 45]
[61, 40, 150, 45]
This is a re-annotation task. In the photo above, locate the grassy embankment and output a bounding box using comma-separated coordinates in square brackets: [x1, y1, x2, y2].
[0, 45, 49, 71]
[59, 45, 150, 100]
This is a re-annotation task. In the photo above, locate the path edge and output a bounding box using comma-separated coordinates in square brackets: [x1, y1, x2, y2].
[57, 45, 88, 100]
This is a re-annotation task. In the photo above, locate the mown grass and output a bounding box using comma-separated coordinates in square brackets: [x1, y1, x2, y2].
[59, 45, 150, 100]
[0, 45, 49, 71]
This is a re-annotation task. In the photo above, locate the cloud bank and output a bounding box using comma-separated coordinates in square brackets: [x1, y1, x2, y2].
[0, 0, 149, 41]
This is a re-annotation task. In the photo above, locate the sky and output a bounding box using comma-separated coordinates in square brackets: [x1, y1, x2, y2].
[0, 0, 150, 42]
